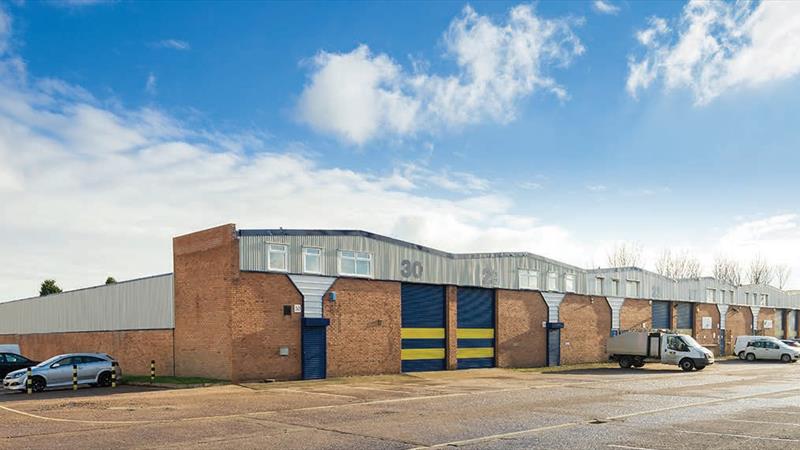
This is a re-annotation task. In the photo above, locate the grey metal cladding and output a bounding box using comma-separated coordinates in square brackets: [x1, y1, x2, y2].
[239, 231, 585, 292]
[0, 274, 174, 334]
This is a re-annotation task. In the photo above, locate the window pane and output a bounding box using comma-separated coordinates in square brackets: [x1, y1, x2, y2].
[269, 251, 286, 270]
[519, 271, 529, 289]
[305, 254, 320, 273]
[341, 257, 356, 274]
[356, 259, 370, 275]
[356, 252, 370, 260]
[341, 251, 354, 258]
[529, 272, 538, 289]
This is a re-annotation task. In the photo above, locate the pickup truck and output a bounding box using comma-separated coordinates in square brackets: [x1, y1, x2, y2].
[607, 331, 715, 371]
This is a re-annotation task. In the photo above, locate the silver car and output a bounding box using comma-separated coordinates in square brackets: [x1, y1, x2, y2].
[3, 353, 121, 392]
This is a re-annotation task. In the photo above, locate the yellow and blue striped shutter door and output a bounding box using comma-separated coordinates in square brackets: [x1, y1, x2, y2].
[456, 287, 495, 369]
[401, 283, 446, 372]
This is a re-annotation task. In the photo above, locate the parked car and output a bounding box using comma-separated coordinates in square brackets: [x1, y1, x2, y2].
[782, 340, 800, 349]
[3, 353, 120, 392]
[0, 353, 39, 378]
[740, 340, 800, 363]
[734, 335, 780, 360]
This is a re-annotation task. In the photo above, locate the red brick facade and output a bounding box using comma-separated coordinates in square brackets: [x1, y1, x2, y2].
[620, 298, 652, 332]
[725, 306, 753, 355]
[495, 290, 547, 368]
[560, 294, 611, 365]
[0, 329, 174, 376]
[693, 304, 721, 355]
[757, 308, 777, 337]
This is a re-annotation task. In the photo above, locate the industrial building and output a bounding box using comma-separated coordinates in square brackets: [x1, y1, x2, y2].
[1, 223, 798, 381]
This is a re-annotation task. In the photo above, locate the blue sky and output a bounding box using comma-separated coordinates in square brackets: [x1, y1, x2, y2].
[0, 0, 799, 299]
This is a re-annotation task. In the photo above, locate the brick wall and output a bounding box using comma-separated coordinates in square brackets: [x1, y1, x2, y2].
[758, 308, 777, 337]
[0, 329, 174, 376]
[560, 294, 611, 365]
[173, 224, 238, 380]
[231, 272, 303, 381]
[445, 286, 458, 370]
[725, 306, 753, 355]
[693, 304, 720, 354]
[620, 298, 651, 332]
[496, 290, 547, 368]
[324, 278, 401, 377]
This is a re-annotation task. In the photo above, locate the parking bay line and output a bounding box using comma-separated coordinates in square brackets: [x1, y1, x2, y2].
[673, 429, 800, 443]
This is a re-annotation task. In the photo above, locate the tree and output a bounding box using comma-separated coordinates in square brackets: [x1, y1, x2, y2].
[748, 255, 774, 285]
[39, 279, 62, 296]
[713, 256, 742, 286]
[655, 249, 702, 279]
[607, 242, 642, 267]
[775, 264, 792, 289]
[105, 276, 117, 284]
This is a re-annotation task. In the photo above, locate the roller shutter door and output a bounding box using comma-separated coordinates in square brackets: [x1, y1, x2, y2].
[457, 287, 495, 369]
[302, 325, 326, 380]
[401, 283, 446, 372]
[675, 303, 693, 330]
[775, 310, 784, 338]
[652, 301, 670, 329]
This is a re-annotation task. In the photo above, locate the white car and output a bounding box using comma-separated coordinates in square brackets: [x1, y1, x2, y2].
[734, 336, 778, 360]
[740, 339, 800, 363]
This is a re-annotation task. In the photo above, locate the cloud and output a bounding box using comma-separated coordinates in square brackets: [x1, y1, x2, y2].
[297, 4, 584, 145]
[627, 1, 800, 104]
[145, 72, 157, 95]
[592, 0, 619, 15]
[154, 39, 191, 51]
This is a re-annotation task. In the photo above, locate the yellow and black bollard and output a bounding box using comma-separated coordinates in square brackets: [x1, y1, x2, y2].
[26, 367, 32, 395]
[111, 362, 117, 388]
[150, 360, 155, 384]
[72, 364, 78, 391]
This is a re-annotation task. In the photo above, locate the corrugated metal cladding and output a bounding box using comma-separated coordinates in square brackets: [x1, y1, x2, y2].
[401, 284, 446, 372]
[238, 231, 585, 292]
[456, 287, 495, 369]
[288, 275, 335, 319]
[652, 301, 670, 329]
[0, 274, 174, 334]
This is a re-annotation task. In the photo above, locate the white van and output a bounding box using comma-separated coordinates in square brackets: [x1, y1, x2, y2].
[0, 344, 21, 354]
[734, 336, 800, 363]
[733, 336, 771, 359]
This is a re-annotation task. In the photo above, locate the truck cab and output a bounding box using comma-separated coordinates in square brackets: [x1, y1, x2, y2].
[661, 334, 714, 370]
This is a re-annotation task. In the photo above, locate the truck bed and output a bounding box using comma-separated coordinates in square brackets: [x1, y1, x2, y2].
[607, 332, 651, 357]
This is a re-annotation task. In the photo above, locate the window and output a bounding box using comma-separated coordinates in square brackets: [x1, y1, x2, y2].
[611, 279, 619, 296]
[706, 289, 716, 302]
[338, 251, 372, 277]
[547, 272, 558, 291]
[625, 280, 639, 297]
[594, 277, 604, 295]
[303, 247, 322, 274]
[564, 274, 576, 293]
[518, 269, 539, 290]
[745, 292, 750, 303]
[760, 294, 768, 305]
[267, 244, 288, 271]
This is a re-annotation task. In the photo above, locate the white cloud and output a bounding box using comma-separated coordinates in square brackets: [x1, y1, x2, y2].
[154, 39, 191, 51]
[627, 1, 800, 104]
[297, 4, 584, 145]
[145, 72, 157, 95]
[592, 0, 619, 15]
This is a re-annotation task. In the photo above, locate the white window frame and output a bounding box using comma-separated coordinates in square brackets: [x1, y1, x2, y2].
[337, 250, 373, 278]
[625, 280, 639, 298]
[518, 269, 539, 290]
[267, 243, 288, 272]
[547, 272, 558, 291]
[564, 274, 576, 293]
[302, 247, 323, 274]
[594, 277, 604, 295]
[611, 279, 620, 296]
[706, 289, 716, 303]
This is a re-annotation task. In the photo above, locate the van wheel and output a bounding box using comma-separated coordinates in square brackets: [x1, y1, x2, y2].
[618, 357, 633, 369]
[781, 354, 792, 363]
[737, 351, 746, 360]
[679, 359, 695, 372]
[746, 353, 756, 361]
[31, 376, 46, 392]
[97, 372, 112, 387]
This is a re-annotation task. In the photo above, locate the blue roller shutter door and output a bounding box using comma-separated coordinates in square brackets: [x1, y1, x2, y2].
[675, 303, 692, 330]
[457, 287, 495, 369]
[302, 325, 326, 380]
[652, 301, 670, 329]
[401, 283, 446, 372]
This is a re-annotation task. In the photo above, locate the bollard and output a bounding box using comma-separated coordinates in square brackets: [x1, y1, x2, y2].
[150, 360, 155, 384]
[111, 361, 117, 388]
[26, 367, 32, 395]
[72, 364, 78, 391]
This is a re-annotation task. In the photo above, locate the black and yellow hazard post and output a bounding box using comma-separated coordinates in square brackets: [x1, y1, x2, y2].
[111, 362, 117, 388]
[72, 364, 78, 391]
[150, 360, 155, 384]
[26, 367, 32, 395]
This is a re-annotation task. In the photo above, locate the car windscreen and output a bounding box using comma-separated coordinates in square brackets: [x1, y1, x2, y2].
[34, 355, 64, 368]
[681, 335, 702, 348]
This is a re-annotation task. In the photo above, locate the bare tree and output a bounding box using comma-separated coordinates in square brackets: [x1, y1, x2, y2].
[748, 255, 774, 285]
[775, 264, 792, 289]
[607, 242, 642, 267]
[655, 249, 702, 279]
[713, 256, 742, 286]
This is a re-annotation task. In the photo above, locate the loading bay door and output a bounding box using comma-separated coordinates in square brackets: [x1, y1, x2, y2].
[401, 283, 446, 372]
[456, 287, 495, 369]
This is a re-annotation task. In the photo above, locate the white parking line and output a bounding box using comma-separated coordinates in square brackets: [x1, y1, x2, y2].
[406, 422, 579, 449]
[674, 429, 800, 443]
[272, 388, 360, 400]
[607, 445, 657, 450]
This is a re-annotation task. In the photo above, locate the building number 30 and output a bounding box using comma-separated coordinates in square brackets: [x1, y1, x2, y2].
[400, 259, 423, 278]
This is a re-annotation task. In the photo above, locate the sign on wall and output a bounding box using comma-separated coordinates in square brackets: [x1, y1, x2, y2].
[764, 319, 773, 329]
[701, 316, 712, 330]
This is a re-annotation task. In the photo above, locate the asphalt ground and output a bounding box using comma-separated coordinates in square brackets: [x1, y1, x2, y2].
[1, 360, 798, 449]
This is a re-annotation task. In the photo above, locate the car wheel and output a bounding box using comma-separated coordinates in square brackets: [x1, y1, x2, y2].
[618, 357, 633, 369]
[97, 371, 112, 387]
[633, 361, 645, 368]
[680, 359, 695, 372]
[746, 353, 756, 361]
[31, 376, 46, 393]
[781, 354, 792, 363]
[737, 351, 746, 360]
